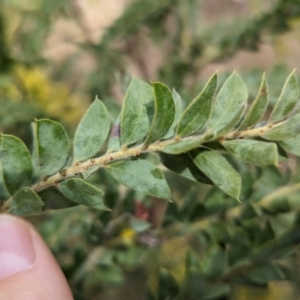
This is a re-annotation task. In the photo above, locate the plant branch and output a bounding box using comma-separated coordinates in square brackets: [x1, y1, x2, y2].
[0, 119, 286, 213]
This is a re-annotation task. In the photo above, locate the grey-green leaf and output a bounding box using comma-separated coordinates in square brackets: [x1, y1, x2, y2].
[238, 74, 268, 130]
[193, 150, 241, 200]
[163, 89, 183, 139]
[161, 138, 204, 154]
[159, 152, 212, 184]
[38, 187, 78, 210]
[222, 140, 278, 166]
[144, 82, 175, 145]
[32, 119, 70, 178]
[202, 245, 226, 280]
[280, 134, 300, 156]
[0, 139, 10, 200]
[207, 72, 248, 137]
[58, 178, 108, 210]
[269, 70, 299, 124]
[177, 72, 217, 137]
[262, 113, 300, 141]
[1, 135, 33, 194]
[121, 78, 154, 146]
[107, 160, 170, 200]
[9, 188, 44, 216]
[74, 97, 110, 162]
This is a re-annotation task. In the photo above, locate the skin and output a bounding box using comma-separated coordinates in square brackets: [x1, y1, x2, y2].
[0, 214, 73, 300]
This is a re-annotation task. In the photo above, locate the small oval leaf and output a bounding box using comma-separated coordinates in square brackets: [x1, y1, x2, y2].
[121, 78, 154, 147]
[162, 138, 204, 154]
[192, 150, 241, 200]
[9, 188, 44, 216]
[58, 178, 108, 210]
[159, 152, 212, 184]
[207, 72, 248, 137]
[238, 74, 268, 130]
[280, 134, 300, 156]
[202, 245, 226, 280]
[107, 160, 170, 200]
[144, 82, 175, 145]
[74, 97, 110, 162]
[32, 119, 70, 178]
[38, 187, 77, 210]
[262, 114, 300, 141]
[222, 140, 278, 166]
[0, 140, 10, 200]
[1, 135, 33, 194]
[163, 89, 183, 139]
[177, 72, 217, 137]
[269, 70, 299, 124]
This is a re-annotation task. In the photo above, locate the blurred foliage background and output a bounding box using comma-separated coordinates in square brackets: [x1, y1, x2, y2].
[2, 0, 300, 299]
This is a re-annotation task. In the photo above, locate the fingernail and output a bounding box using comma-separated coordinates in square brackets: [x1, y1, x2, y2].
[0, 215, 36, 280]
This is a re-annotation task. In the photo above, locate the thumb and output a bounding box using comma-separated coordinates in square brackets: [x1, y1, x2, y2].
[0, 214, 73, 300]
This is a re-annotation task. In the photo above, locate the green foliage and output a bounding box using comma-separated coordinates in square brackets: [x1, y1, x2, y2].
[107, 160, 171, 200]
[192, 150, 241, 201]
[176, 73, 217, 138]
[121, 78, 154, 147]
[1, 134, 33, 194]
[2, 1, 300, 299]
[32, 119, 70, 178]
[73, 98, 110, 162]
[208, 73, 248, 138]
[144, 82, 175, 145]
[2, 71, 300, 298]
[10, 187, 43, 216]
[1, 70, 300, 212]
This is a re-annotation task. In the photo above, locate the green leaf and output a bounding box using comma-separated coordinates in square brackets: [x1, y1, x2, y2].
[0, 140, 10, 200]
[1, 135, 33, 194]
[159, 152, 212, 184]
[58, 178, 108, 210]
[176, 73, 217, 137]
[245, 262, 284, 285]
[144, 82, 175, 145]
[161, 138, 204, 154]
[222, 140, 278, 166]
[200, 284, 229, 300]
[276, 225, 300, 247]
[32, 119, 70, 178]
[255, 220, 275, 247]
[202, 245, 226, 280]
[107, 160, 170, 200]
[249, 239, 277, 261]
[9, 188, 44, 216]
[269, 70, 299, 124]
[279, 134, 300, 156]
[238, 74, 268, 130]
[74, 97, 110, 162]
[163, 89, 183, 138]
[262, 113, 300, 141]
[38, 187, 77, 210]
[207, 72, 247, 137]
[192, 150, 241, 200]
[108, 116, 121, 152]
[227, 228, 251, 265]
[121, 78, 154, 146]
[260, 198, 290, 215]
[206, 222, 230, 243]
